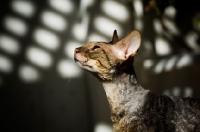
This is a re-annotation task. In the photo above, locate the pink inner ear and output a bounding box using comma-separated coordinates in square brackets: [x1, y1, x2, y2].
[110, 30, 141, 60]
[111, 45, 126, 59]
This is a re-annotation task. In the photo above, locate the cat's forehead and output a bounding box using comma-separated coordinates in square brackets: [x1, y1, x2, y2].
[85, 42, 96, 46]
[84, 41, 109, 47]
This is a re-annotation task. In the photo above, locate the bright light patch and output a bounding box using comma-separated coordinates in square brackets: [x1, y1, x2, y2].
[4, 16, 27, 36]
[49, 0, 74, 14]
[164, 56, 178, 72]
[26, 47, 52, 68]
[19, 65, 40, 83]
[153, 18, 163, 34]
[184, 87, 193, 97]
[0, 55, 13, 73]
[94, 122, 112, 132]
[57, 60, 81, 78]
[176, 54, 192, 69]
[143, 40, 153, 51]
[184, 32, 200, 52]
[94, 16, 123, 37]
[11, 1, 35, 18]
[80, 0, 95, 9]
[34, 29, 60, 50]
[172, 87, 181, 96]
[155, 37, 172, 56]
[88, 33, 108, 42]
[163, 89, 170, 96]
[143, 59, 154, 69]
[65, 41, 82, 59]
[154, 59, 166, 74]
[133, 0, 143, 17]
[134, 18, 143, 31]
[164, 6, 176, 18]
[101, 1, 129, 22]
[163, 18, 179, 35]
[0, 35, 20, 54]
[41, 11, 67, 31]
[72, 14, 89, 41]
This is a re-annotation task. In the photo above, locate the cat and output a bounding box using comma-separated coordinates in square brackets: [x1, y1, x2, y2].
[74, 30, 200, 132]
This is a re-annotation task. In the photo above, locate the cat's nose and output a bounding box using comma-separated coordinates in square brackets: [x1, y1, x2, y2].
[74, 47, 81, 53]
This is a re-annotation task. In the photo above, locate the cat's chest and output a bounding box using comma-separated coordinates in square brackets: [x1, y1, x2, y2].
[102, 82, 149, 113]
[102, 82, 151, 132]
[103, 83, 127, 105]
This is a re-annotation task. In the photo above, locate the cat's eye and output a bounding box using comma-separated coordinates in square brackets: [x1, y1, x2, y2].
[93, 45, 101, 51]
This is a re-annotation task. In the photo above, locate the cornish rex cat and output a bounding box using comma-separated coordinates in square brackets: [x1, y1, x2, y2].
[74, 30, 200, 132]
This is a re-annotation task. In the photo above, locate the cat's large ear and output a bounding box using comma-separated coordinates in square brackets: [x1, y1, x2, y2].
[111, 30, 141, 60]
[109, 30, 119, 44]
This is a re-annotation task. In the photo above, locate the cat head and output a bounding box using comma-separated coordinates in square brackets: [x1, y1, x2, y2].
[74, 30, 141, 81]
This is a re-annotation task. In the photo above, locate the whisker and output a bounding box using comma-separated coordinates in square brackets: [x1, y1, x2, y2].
[64, 59, 83, 86]
[66, 76, 71, 86]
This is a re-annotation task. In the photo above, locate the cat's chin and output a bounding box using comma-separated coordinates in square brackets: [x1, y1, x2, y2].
[75, 60, 96, 73]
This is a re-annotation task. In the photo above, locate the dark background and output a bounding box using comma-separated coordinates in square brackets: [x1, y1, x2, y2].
[0, 0, 200, 132]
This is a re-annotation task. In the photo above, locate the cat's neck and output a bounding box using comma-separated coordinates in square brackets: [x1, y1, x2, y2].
[102, 60, 149, 116]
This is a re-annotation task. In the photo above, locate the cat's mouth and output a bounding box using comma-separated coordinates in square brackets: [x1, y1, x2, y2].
[74, 58, 89, 67]
[74, 52, 100, 73]
[74, 57, 94, 71]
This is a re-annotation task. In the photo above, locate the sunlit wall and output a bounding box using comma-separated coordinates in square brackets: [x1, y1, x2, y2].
[0, 0, 200, 132]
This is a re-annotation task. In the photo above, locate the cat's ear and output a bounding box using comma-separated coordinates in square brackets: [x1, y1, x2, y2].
[109, 30, 119, 44]
[111, 30, 141, 60]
